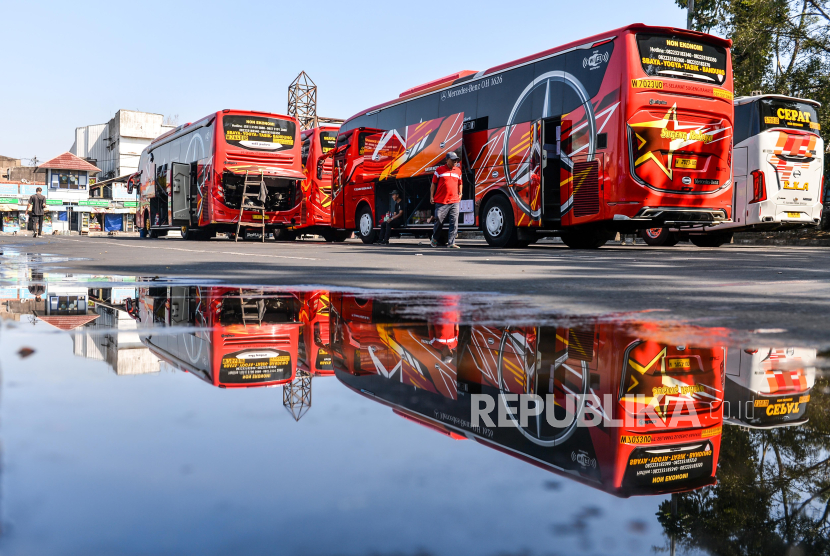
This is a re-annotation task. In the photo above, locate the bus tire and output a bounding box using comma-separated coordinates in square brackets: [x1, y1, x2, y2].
[640, 228, 679, 247]
[560, 227, 613, 249]
[273, 229, 297, 242]
[180, 224, 201, 241]
[322, 230, 350, 243]
[143, 214, 157, 239]
[482, 195, 518, 247]
[690, 232, 732, 248]
[356, 205, 377, 244]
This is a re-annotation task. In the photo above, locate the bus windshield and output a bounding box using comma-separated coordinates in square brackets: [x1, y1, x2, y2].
[759, 99, 820, 134]
[637, 33, 727, 85]
[223, 115, 297, 152]
[320, 131, 337, 154]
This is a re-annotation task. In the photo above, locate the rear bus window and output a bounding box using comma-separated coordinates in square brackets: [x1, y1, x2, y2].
[637, 34, 727, 85]
[759, 99, 821, 134]
[223, 115, 296, 152]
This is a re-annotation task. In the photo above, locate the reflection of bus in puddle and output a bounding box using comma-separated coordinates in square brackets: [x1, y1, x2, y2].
[298, 290, 333, 376]
[134, 286, 302, 388]
[725, 347, 816, 428]
[330, 294, 725, 497]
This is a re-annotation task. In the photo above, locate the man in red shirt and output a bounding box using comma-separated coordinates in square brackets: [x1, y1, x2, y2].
[430, 152, 463, 248]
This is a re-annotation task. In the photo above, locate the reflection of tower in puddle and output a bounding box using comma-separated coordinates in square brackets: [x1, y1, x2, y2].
[283, 370, 312, 421]
[72, 288, 160, 375]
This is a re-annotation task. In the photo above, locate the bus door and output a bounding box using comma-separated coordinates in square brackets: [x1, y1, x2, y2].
[541, 117, 562, 222]
[171, 162, 191, 225]
[732, 146, 748, 223]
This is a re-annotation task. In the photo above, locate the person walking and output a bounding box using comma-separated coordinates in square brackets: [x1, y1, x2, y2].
[26, 187, 46, 238]
[430, 152, 463, 248]
[378, 191, 404, 245]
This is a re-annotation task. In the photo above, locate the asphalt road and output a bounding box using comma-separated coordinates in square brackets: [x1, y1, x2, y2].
[2, 233, 829, 346]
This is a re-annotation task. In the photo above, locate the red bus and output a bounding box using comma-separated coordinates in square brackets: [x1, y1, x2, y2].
[296, 127, 351, 242]
[330, 24, 734, 248]
[298, 290, 335, 375]
[134, 110, 306, 240]
[133, 286, 302, 388]
[329, 293, 725, 496]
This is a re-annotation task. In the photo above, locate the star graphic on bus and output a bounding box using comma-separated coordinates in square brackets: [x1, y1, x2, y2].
[629, 104, 726, 180]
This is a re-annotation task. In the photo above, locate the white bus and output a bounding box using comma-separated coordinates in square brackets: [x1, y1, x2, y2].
[641, 94, 824, 247]
[724, 347, 816, 428]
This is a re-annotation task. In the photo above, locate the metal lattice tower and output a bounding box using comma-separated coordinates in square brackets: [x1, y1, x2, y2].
[288, 72, 318, 131]
[287, 71, 344, 130]
[283, 370, 312, 421]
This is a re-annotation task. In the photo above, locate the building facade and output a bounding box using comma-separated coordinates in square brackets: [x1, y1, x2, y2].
[70, 110, 174, 180]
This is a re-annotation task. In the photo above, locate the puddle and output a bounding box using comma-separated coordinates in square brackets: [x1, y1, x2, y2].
[0, 252, 828, 555]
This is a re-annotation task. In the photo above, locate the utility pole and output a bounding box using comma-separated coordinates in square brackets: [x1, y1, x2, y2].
[687, 0, 695, 30]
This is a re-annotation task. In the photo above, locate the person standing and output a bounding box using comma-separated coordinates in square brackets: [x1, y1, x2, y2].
[378, 191, 404, 245]
[430, 152, 463, 248]
[26, 187, 46, 238]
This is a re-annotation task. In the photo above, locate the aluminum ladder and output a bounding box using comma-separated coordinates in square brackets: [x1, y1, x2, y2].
[235, 170, 267, 242]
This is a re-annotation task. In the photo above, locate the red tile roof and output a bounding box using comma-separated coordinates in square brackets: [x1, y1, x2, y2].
[38, 314, 100, 331]
[37, 152, 101, 173]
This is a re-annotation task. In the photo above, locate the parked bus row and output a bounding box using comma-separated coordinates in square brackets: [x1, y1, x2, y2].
[125, 286, 817, 496]
[129, 23, 824, 248]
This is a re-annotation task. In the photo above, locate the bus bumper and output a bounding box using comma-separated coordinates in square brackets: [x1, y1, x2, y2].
[613, 207, 729, 228]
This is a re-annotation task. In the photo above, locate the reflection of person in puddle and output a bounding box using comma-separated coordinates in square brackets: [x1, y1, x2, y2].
[428, 296, 460, 364]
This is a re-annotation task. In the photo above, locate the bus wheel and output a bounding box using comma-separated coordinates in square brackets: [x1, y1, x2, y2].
[143, 214, 157, 239]
[273, 229, 297, 242]
[356, 205, 377, 244]
[639, 228, 679, 247]
[482, 196, 518, 247]
[180, 224, 201, 241]
[560, 228, 613, 249]
[322, 230, 350, 243]
[690, 232, 733, 248]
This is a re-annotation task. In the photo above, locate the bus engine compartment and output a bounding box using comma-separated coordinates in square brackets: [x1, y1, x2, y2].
[220, 170, 300, 212]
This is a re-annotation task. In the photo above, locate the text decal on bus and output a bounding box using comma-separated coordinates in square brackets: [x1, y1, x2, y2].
[223, 116, 297, 152]
[637, 34, 727, 84]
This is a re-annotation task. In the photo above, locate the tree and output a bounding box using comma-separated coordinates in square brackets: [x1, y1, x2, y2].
[674, 0, 830, 186]
[656, 376, 830, 554]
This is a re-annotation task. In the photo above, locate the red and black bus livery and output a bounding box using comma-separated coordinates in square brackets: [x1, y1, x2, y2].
[331, 24, 734, 248]
[329, 294, 725, 496]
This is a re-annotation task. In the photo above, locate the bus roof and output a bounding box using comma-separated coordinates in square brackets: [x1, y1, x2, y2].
[341, 23, 733, 127]
[146, 109, 299, 151]
[735, 94, 822, 108]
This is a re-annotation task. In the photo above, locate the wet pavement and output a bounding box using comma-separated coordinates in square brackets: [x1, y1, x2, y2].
[0, 249, 829, 555]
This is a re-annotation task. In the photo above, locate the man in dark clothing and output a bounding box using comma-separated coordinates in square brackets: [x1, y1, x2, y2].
[430, 152, 463, 248]
[26, 187, 46, 238]
[378, 191, 404, 245]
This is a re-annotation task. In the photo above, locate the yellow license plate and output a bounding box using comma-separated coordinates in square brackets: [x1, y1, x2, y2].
[668, 358, 691, 369]
[675, 158, 697, 169]
[786, 212, 801, 218]
[252, 214, 263, 220]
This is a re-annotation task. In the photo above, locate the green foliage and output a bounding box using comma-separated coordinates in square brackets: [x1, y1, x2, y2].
[656, 377, 830, 554]
[674, 0, 830, 181]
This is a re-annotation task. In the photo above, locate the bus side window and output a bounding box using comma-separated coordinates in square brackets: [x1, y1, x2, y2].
[405, 93, 439, 127]
[733, 102, 755, 145]
[377, 103, 406, 132]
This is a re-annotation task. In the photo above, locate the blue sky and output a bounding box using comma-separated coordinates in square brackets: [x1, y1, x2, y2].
[0, 0, 690, 160]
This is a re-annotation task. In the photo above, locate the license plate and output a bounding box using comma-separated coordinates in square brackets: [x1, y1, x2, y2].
[786, 212, 801, 218]
[675, 158, 697, 169]
[252, 214, 263, 220]
[668, 358, 691, 369]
